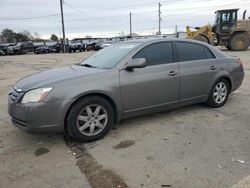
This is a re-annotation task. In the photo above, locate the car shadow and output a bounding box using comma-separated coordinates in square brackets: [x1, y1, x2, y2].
[116, 103, 206, 130]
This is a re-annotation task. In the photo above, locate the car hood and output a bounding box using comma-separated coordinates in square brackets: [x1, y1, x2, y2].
[15, 65, 108, 91]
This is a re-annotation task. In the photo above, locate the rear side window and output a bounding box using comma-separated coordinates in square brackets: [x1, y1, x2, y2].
[133, 42, 173, 66]
[176, 42, 207, 62]
[204, 47, 215, 59]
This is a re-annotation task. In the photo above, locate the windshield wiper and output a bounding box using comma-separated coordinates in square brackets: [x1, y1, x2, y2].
[79, 63, 96, 68]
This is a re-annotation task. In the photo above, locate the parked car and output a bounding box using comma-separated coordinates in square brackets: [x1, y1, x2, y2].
[69, 40, 85, 53]
[34, 46, 49, 54]
[86, 42, 97, 51]
[93, 41, 103, 51]
[94, 41, 114, 51]
[34, 44, 61, 54]
[0, 49, 5, 55]
[8, 39, 244, 142]
[53, 43, 62, 53]
[100, 41, 114, 49]
[0, 44, 9, 55]
[7, 42, 34, 55]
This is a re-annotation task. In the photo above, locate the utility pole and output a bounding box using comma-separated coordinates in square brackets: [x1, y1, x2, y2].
[158, 2, 162, 35]
[60, 0, 66, 52]
[175, 25, 178, 38]
[129, 12, 132, 37]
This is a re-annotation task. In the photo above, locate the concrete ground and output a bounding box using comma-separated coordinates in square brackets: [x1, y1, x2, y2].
[0, 49, 249, 188]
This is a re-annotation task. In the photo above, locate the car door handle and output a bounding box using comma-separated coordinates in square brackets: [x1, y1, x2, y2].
[210, 65, 217, 70]
[168, 71, 178, 76]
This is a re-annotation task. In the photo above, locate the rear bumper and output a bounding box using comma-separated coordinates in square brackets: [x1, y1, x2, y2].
[8, 99, 74, 133]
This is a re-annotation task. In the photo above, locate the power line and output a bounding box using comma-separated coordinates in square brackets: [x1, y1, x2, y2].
[74, 0, 200, 13]
[63, 2, 101, 19]
[1, 0, 249, 38]
[0, 13, 60, 21]
[1, 0, 248, 22]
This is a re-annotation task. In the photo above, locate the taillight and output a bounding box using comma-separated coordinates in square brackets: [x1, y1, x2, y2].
[236, 58, 244, 68]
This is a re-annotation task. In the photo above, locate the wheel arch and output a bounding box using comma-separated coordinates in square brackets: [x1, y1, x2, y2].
[210, 75, 232, 95]
[64, 92, 119, 133]
[232, 30, 249, 36]
[220, 76, 232, 93]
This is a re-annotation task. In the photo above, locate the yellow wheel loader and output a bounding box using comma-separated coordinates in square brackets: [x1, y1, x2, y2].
[186, 9, 250, 51]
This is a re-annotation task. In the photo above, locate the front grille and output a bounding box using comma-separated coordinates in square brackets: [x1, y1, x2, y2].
[9, 86, 22, 103]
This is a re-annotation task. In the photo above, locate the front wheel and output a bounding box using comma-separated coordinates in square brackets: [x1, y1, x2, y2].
[66, 96, 114, 142]
[207, 78, 230, 107]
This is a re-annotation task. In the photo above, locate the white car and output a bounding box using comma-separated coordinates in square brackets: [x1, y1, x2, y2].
[100, 41, 114, 48]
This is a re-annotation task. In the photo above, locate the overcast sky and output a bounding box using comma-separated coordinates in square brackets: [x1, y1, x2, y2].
[0, 0, 249, 39]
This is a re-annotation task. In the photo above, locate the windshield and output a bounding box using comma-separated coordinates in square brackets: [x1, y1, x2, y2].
[214, 11, 237, 25]
[80, 43, 140, 69]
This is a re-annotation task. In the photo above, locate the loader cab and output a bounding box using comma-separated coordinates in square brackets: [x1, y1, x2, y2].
[212, 9, 238, 35]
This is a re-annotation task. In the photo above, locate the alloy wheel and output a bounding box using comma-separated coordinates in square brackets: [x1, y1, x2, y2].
[213, 82, 227, 104]
[76, 104, 108, 136]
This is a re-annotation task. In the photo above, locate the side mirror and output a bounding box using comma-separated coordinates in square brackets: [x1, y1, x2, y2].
[125, 58, 146, 70]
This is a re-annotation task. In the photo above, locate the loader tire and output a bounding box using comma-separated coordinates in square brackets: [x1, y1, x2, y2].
[229, 33, 249, 51]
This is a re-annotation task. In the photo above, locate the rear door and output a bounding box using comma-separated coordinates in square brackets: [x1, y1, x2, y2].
[120, 42, 180, 116]
[175, 41, 218, 102]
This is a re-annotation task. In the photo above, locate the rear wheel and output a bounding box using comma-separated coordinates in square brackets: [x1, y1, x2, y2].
[194, 35, 209, 43]
[207, 78, 229, 107]
[229, 33, 250, 51]
[66, 96, 114, 142]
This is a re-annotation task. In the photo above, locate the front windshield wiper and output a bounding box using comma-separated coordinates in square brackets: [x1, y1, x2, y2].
[78, 63, 96, 68]
[77, 63, 108, 69]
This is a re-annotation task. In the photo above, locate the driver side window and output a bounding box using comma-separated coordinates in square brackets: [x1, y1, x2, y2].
[133, 42, 174, 66]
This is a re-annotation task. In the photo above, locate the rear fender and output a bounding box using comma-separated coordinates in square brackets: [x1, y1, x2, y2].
[208, 71, 233, 98]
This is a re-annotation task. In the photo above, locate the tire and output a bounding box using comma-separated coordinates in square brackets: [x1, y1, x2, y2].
[226, 45, 231, 50]
[194, 35, 209, 43]
[66, 96, 114, 142]
[229, 33, 250, 51]
[207, 78, 230, 107]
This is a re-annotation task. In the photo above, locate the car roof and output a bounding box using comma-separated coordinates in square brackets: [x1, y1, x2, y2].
[122, 38, 213, 47]
[119, 38, 226, 59]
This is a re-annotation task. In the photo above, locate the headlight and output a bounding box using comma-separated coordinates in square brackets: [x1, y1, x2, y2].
[21, 87, 53, 104]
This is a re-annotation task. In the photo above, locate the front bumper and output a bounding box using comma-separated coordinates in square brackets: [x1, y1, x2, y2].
[8, 98, 73, 133]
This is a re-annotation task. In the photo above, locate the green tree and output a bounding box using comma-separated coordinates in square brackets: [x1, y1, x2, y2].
[50, 34, 58, 41]
[14, 33, 29, 42]
[1, 28, 15, 43]
[21, 30, 33, 39]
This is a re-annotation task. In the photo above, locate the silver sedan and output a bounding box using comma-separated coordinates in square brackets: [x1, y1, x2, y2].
[8, 39, 244, 142]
